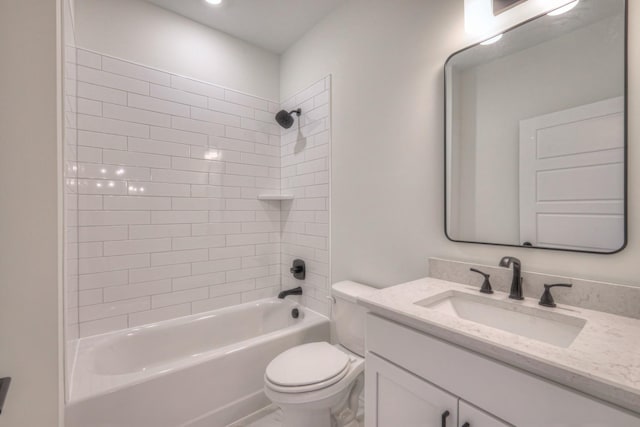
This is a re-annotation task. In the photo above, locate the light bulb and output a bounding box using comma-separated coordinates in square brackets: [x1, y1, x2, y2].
[205, 0, 222, 5]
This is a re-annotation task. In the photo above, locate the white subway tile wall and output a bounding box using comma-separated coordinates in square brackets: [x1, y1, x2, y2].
[280, 77, 332, 316]
[68, 49, 288, 337]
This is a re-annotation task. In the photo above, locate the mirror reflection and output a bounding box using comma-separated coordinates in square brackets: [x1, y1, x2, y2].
[445, 0, 626, 253]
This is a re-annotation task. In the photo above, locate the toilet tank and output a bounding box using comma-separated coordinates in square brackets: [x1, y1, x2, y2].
[332, 281, 377, 357]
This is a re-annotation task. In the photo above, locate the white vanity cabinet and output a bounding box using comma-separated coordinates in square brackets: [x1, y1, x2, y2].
[364, 314, 640, 427]
[366, 352, 508, 427]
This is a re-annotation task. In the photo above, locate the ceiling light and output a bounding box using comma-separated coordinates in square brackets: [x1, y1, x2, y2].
[480, 34, 503, 46]
[205, 0, 222, 5]
[547, 0, 579, 16]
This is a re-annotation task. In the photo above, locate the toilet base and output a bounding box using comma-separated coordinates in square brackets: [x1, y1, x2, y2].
[269, 373, 364, 427]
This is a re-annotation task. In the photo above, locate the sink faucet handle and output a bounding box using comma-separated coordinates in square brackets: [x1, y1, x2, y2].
[539, 283, 572, 308]
[470, 268, 493, 294]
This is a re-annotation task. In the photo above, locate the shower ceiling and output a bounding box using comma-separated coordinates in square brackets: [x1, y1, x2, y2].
[144, 0, 347, 53]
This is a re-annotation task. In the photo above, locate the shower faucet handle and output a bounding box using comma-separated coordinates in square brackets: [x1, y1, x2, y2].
[289, 259, 306, 280]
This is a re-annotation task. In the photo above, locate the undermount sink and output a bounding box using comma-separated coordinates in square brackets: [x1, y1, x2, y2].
[415, 291, 586, 348]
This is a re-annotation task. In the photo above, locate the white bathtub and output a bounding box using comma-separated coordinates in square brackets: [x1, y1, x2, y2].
[66, 298, 329, 427]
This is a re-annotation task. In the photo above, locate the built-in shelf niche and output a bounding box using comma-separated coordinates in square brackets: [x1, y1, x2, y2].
[257, 194, 294, 201]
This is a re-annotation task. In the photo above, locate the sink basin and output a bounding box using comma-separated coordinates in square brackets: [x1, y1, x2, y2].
[415, 291, 586, 347]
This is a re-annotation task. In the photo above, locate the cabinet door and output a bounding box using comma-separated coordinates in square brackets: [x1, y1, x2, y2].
[459, 401, 511, 427]
[365, 353, 458, 427]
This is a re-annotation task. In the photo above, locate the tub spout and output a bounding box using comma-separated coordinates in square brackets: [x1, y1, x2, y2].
[278, 287, 303, 299]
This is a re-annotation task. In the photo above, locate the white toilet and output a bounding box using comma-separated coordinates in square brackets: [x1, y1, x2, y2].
[264, 281, 375, 427]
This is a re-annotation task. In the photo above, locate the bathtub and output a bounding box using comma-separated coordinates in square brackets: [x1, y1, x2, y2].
[66, 298, 329, 427]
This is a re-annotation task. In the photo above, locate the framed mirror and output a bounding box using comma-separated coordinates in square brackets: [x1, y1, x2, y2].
[445, 0, 627, 254]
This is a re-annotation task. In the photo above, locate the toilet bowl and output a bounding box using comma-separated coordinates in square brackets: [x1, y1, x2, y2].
[263, 281, 375, 427]
[264, 342, 364, 427]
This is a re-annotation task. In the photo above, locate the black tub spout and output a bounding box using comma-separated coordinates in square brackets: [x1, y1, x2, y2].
[278, 286, 303, 299]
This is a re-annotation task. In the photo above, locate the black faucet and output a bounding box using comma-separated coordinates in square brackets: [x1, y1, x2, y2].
[278, 286, 303, 299]
[539, 283, 572, 308]
[499, 256, 523, 300]
[470, 268, 493, 294]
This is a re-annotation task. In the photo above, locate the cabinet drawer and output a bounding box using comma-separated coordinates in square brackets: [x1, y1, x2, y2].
[366, 314, 639, 426]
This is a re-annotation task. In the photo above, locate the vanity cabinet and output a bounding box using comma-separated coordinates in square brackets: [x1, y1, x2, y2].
[364, 314, 639, 427]
[367, 352, 508, 427]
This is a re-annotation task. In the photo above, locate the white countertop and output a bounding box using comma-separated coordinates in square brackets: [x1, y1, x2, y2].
[357, 277, 640, 414]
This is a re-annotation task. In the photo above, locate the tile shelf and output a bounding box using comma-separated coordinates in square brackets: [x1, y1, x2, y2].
[257, 193, 294, 201]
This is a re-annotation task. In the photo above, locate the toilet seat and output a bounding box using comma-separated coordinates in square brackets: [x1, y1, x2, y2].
[265, 342, 352, 393]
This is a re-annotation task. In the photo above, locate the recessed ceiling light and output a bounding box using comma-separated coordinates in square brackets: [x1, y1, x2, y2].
[480, 34, 503, 46]
[547, 0, 579, 16]
[205, 0, 222, 5]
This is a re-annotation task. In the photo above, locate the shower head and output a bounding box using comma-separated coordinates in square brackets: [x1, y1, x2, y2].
[275, 109, 301, 129]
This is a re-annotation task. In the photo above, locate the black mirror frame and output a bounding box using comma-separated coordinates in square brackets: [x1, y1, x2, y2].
[443, 0, 628, 255]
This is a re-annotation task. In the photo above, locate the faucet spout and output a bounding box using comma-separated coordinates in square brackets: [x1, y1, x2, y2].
[499, 256, 523, 300]
[278, 286, 303, 299]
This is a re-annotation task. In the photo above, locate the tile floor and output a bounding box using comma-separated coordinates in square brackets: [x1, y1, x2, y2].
[230, 393, 365, 427]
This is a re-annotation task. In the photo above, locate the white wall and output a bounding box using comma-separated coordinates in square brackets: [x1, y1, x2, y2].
[0, 0, 62, 426]
[75, 0, 280, 101]
[281, 0, 640, 288]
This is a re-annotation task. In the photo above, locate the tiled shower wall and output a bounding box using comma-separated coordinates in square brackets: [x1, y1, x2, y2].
[281, 78, 332, 316]
[69, 49, 286, 337]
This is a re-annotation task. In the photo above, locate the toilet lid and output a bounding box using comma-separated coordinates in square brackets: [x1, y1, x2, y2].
[266, 342, 350, 387]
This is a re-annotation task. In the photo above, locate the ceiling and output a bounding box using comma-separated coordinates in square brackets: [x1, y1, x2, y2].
[145, 0, 347, 54]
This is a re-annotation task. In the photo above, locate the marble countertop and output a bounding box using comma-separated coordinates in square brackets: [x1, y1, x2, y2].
[357, 277, 640, 415]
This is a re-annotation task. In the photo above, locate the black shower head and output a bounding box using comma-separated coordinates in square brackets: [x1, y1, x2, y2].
[275, 109, 301, 129]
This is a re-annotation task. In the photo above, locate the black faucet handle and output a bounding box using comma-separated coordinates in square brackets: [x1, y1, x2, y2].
[539, 283, 572, 308]
[289, 259, 305, 280]
[470, 268, 489, 278]
[545, 283, 573, 289]
[470, 268, 493, 294]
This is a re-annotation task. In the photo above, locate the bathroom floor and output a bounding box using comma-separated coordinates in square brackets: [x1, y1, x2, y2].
[229, 393, 365, 427]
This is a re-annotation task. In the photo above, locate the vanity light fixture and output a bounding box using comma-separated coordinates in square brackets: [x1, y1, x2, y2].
[480, 34, 503, 45]
[547, 0, 579, 16]
[205, 0, 223, 5]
